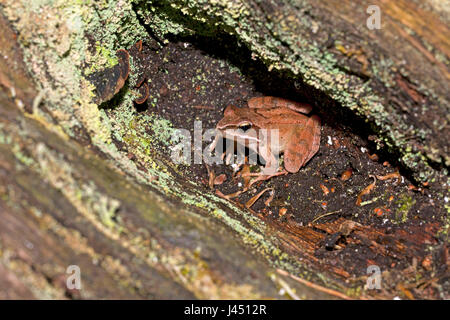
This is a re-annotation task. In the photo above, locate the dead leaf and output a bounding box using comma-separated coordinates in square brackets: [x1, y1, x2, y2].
[214, 173, 227, 185]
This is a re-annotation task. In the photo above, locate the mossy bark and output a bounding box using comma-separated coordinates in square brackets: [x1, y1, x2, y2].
[0, 0, 448, 299]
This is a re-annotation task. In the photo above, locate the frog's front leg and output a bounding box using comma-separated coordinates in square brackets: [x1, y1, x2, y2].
[259, 145, 279, 176]
[241, 146, 287, 187]
[209, 131, 222, 152]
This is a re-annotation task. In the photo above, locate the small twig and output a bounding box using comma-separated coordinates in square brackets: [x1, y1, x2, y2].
[311, 209, 342, 224]
[264, 189, 275, 207]
[356, 174, 376, 206]
[204, 163, 215, 189]
[245, 188, 273, 209]
[32, 88, 47, 114]
[276, 269, 355, 300]
[215, 188, 245, 200]
[192, 105, 215, 110]
[271, 274, 301, 300]
[376, 171, 401, 183]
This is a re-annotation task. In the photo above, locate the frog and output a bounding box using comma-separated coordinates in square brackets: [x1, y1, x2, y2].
[210, 96, 321, 181]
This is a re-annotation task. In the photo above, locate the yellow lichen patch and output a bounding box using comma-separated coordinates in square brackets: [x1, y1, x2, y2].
[74, 79, 112, 144]
[85, 42, 119, 75]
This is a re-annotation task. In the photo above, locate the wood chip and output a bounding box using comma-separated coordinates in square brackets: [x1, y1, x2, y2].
[192, 105, 215, 110]
[205, 164, 215, 189]
[320, 184, 330, 195]
[376, 171, 401, 181]
[356, 175, 376, 206]
[341, 168, 353, 181]
[240, 164, 251, 189]
[264, 189, 275, 207]
[245, 188, 273, 209]
[213, 173, 227, 185]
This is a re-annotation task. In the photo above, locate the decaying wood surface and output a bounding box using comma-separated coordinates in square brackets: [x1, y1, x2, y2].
[0, 0, 448, 299]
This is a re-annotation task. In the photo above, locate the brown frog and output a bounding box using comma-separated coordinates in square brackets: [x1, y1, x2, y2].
[211, 96, 321, 180]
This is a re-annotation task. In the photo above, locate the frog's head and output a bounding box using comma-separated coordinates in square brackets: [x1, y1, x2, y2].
[217, 105, 259, 131]
[216, 105, 262, 144]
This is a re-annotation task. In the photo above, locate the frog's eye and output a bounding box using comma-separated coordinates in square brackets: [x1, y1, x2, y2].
[239, 122, 252, 132]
